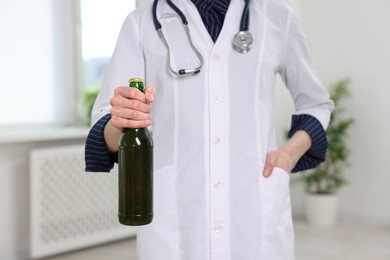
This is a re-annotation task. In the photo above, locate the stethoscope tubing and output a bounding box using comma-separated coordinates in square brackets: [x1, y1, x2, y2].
[153, 0, 187, 30]
[240, 0, 250, 31]
[152, 0, 252, 75]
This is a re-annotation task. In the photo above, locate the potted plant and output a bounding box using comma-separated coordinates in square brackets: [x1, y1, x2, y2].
[302, 79, 354, 227]
[81, 86, 100, 126]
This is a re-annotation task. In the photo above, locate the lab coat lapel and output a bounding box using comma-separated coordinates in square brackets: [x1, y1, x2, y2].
[177, 0, 214, 52]
[213, 0, 244, 53]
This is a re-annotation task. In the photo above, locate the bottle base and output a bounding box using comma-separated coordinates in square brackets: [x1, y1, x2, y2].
[118, 213, 153, 226]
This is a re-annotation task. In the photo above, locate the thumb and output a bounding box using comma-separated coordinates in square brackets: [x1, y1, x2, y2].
[263, 151, 277, 177]
[144, 86, 156, 104]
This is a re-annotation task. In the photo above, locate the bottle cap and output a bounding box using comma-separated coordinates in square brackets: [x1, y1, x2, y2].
[128, 78, 144, 83]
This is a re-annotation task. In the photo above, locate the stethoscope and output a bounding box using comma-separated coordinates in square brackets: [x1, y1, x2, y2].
[152, 0, 252, 76]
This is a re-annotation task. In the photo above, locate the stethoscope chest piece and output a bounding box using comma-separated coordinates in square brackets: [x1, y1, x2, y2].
[233, 31, 253, 54]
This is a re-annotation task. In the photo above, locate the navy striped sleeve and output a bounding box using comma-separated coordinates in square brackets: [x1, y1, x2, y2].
[85, 114, 118, 172]
[288, 114, 327, 173]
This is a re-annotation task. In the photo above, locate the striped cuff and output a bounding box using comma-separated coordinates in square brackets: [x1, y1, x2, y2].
[84, 114, 118, 172]
[288, 114, 327, 173]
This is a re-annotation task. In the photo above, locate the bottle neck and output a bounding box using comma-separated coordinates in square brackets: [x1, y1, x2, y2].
[129, 81, 144, 92]
[127, 78, 145, 132]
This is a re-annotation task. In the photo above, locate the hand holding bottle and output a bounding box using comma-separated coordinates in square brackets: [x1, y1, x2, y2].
[104, 85, 156, 153]
[110, 85, 156, 130]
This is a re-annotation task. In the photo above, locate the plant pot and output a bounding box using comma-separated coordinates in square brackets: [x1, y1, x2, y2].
[304, 193, 339, 227]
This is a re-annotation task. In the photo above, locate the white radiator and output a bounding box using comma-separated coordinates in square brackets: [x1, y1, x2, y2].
[29, 144, 137, 259]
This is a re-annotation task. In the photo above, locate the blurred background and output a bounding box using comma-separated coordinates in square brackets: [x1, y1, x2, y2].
[0, 0, 389, 259]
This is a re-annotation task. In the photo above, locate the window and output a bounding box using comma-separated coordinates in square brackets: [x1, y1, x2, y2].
[80, 0, 136, 89]
[0, 0, 56, 126]
[0, 0, 136, 127]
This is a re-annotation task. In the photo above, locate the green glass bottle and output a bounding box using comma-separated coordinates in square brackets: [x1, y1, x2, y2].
[118, 78, 153, 226]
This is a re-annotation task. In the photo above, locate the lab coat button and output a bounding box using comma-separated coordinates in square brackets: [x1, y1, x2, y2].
[214, 96, 222, 104]
[212, 53, 220, 60]
[214, 138, 221, 146]
[214, 181, 221, 189]
[214, 225, 222, 233]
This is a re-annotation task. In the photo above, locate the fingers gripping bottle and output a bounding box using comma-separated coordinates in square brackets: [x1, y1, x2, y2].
[118, 78, 153, 225]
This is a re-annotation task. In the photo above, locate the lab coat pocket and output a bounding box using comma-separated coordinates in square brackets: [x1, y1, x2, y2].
[259, 167, 294, 259]
[259, 167, 291, 228]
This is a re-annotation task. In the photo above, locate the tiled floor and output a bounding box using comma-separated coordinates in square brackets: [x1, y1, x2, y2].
[41, 218, 390, 260]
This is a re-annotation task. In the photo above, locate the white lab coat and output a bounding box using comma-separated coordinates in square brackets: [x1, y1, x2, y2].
[92, 0, 333, 259]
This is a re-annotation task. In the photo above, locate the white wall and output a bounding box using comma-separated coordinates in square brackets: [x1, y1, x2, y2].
[281, 0, 390, 225]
